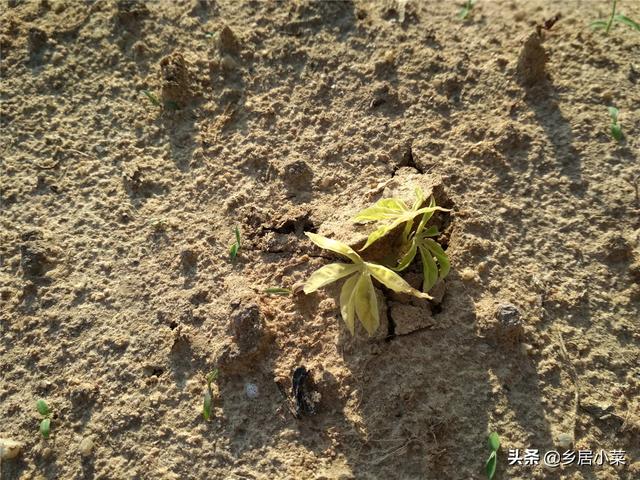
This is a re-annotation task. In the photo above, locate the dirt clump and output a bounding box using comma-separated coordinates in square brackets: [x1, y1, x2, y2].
[516, 31, 547, 86]
[159, 52, 193, 108]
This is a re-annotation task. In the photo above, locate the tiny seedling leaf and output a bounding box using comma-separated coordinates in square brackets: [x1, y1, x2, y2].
[611, 123, 623, 141]
[264, 287, 292, 295]
[229, 243, 239, 260]
[614, 14, 640, 31]
[40, 418, 51, 439]
[485, 450, 497, 479]
[235, 225, 241, 246]
[36, 399, 50, 417]
[608, 106, 619, 122]
[488, 432, 500, 451]
[203, 389, 212, 421]
[590, 19, 608, 30]
[142, 90, 161, 108]
[207, 369, 219, 385]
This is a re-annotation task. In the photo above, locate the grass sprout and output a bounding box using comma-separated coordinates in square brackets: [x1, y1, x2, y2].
[591, 0, 640, 34]
[458, 0, 476, 20]
[142, 90, 161, 108]
[264, 287, 292, 296]
[229, 226, 241, 261]
[36, 399, 51, 439]
[202, 369, 218, 421]
[608, 106, 623, 140]
[486, 432, 500, 479]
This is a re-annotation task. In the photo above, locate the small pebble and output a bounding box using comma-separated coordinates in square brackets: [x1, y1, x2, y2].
[79, 436, 94, 457]
[0, 438, 22, 460]
[244, 382, 259, 399]
[555, 433, 573, 449]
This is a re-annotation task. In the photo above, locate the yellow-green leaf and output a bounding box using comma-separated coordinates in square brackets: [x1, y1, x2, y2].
[424, 238, 450, 279]
[419, 245, 438, 292]
[339, 274, 359, 335]
[366, 263, 432, 299]
[411, 187, 425, 211]
[305, 232, 362, 263]
[303, 263, 359, 294]
[393, 242, 417, 272]
[354, 274, 379, 336]
[353, 198, 408, 222]
[360, 205, 447, 251]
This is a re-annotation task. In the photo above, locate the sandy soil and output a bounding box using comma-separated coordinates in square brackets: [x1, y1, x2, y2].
[1, 0, 639, 479]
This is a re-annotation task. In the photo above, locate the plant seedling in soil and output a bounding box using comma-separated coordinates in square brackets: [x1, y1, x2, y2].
[36, 399, 51, 439]
[229, 226, 241, 261]
[142, 90, 161, 108]
[485, 432, 500, 479]
[303, 232, 431, 336]
[608, 106, 623, 140]
[354, 187, 450, 292]
[458, 0, 476, 20]
[591, 0, 640, 34]
[264, 287, 292, 296]
[202, 369, 218, 421]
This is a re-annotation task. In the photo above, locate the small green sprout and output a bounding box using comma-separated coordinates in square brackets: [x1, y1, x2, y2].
[485, 432, 500, 479]
[142, 90, 162, 108]
[458, 0, 477, 20]
[202, 369, 218, 421]
[264, 287, 292, 296]
[608, 106, 623, 140]
[229, 226, 241, 261]
[36, 399, 51, 439]
[304, 232, 431, 336]
[591, 0, 640, 34]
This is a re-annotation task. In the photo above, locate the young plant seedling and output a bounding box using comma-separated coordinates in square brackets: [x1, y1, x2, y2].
[142, 90, 162, 108]
[354, 187, 451, 292]
[591, 0, 640, 34]
[486, 432, 500, 479]
[36, 399, 51, 439]
[458, 0, 477, 20]
[608, 106, 623, 140]
[229, 226, 241, 261]
[202, 369, 218, 421]
[303, 232, 431, 336]
[264, 287, 292, 296]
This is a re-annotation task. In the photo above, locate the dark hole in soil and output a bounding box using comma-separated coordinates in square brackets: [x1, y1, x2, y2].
[431, 303, 444, 316]
[169, 320, 178, 330]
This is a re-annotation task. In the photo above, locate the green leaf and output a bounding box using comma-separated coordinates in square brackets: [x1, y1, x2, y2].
[142, 90, 161, 107]
[423, 225, 439, 237]
[608, 106, 619, 122]
[207, 369, 219, 385]
[264, 287, 292, 295]
[366, 262, 432, 299]
[393, 242, 418, 271]
[419, 246, 439, 292]
[235, 226, 241, 245]
[303, 263, 360, 294]
[488, 432, 500, 451]
[36, 399, 50, 417]
[229, 243, 239, 261]
[615, 14, 640, 31]
[305, 232, 362, 264]
[590, 19, 608, 30]
[411, 187, 425, 211]
[423, 238, 450, 280]
[40, 418, 51, 439]
[339, 274, 360, 335]
[203, 389, 212, 421]
[485, 450, 497, 479]
[611, 123, 623, 141]
[353, 198, 409, 222]
[354, 273, 379, 336]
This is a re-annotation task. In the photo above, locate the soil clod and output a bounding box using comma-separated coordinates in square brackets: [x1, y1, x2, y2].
[516, 32, 547, 87]
[292, 366, 320, 417]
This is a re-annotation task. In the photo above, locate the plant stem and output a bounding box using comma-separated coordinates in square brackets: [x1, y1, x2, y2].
[605, 0, 617, 34]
